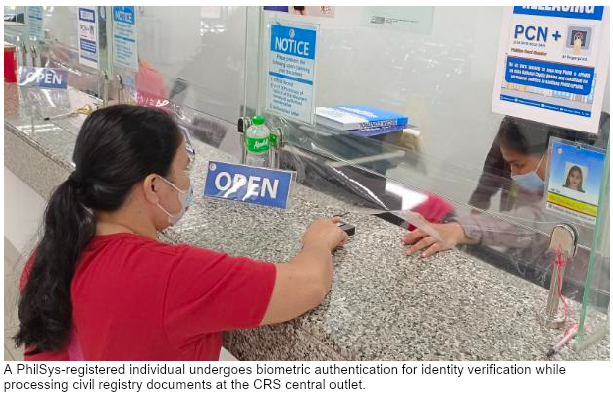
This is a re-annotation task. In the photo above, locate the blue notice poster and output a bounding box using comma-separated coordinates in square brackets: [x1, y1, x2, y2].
[492, 7, 610, 133]
[28, 6, 44, 40]
[77, 7, 98, 69]
[266, 23, 318, 124]
[112, 6, 138, 71]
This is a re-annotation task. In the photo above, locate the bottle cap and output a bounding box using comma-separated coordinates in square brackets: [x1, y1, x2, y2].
[252, 116, 265, 125]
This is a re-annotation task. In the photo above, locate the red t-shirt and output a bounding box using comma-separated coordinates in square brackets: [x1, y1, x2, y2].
[19, 233, 276, 361]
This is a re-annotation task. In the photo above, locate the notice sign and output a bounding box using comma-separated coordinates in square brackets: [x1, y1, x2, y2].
[545, 138, 605, 225]
[492, 6, 610, 133]
[28, 6, 44, 40]
[266, 23, 318, 124]
[112, 6, 138, 71]
[77, 7, 99, 69]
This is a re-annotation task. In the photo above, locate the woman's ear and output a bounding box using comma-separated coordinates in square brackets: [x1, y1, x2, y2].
[142, 174, 161, 205]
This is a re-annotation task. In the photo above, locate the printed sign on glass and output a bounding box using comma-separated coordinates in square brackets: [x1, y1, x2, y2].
[266, 23, 318, 124]
[112, 6, 138, 71]
[203, 161, 295, 209]
[28, 6, 44, 40]
[77, 7, 99, 69]
[492, 6, 610, 133]
[18, 67, 68, 89]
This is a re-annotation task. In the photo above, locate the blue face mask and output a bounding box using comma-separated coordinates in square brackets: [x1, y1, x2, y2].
[511, 155, 545, 191]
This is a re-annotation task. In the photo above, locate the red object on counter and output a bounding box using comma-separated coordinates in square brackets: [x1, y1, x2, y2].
[4, 44, 17, 83]
[407, 193, 454, 231]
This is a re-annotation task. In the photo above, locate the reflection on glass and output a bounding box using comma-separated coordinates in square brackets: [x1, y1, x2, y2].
[243, 7, 611, 315]
[4, 6, 24, 23]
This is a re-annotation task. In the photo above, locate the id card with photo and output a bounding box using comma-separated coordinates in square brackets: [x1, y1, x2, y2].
[545, 138, 606, 225]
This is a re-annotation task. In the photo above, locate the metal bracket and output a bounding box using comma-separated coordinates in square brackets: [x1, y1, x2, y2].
[237, 116, 251, 133]
[237, 117, 250, 164]
[549, 223, 578, 258]
[270, 127, 284, 169]
[100, 70, 109, 107]
[20, 41, 28, 66]
[30, 45, 38, 67]
[116, 74, 123, 104]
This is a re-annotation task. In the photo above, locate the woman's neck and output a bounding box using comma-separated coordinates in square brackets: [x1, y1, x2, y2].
[95, 210, 159, 240]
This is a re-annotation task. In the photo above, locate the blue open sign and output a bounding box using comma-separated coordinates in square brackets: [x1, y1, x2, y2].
[203, 161, 294, 209]
[19, 67, 68, 89]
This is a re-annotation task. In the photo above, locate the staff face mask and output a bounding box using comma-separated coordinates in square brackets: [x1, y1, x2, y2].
[157, 176, 193, 226]
[511, 154, 545, 191]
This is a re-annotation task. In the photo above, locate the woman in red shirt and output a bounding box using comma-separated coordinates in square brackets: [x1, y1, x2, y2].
[14, 104, 347, 360]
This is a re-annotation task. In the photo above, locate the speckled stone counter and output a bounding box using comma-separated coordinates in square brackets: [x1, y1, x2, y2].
[4, 104, 610, 361]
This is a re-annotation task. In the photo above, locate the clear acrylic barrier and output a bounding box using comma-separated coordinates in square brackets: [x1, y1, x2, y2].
[243, 6, 611, 345]
[11, 6, 609, 355]
[110, 6, 246, 124]
[27, 6, 109, 99]
[577, 142, 610, 348]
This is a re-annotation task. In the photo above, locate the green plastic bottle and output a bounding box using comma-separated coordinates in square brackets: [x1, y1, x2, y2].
[244, 116, 270, 167]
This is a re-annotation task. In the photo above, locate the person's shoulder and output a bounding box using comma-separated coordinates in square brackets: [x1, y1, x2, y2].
[170, 244, 268, 270]
[171, 243, 228, 262]
[90, 233, 183, 259]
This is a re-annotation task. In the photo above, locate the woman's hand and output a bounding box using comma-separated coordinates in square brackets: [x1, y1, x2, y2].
[261, 217, 348, 326]
[402, 215, 473, 258]
[302, 217, 349, 252]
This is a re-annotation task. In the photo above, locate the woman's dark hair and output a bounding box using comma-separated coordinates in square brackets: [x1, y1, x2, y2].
[14, 105, 182, 354]
[497, 116, 552, 156]
[496, 115, 597, 156]
[564, 165, 585, 192]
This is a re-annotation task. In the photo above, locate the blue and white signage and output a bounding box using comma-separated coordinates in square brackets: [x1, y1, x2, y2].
[27, 6, 44, 40]
[77, 7, 99, 69]
[492, 6, 610, 133]
[204, 161, 295, 209]
[112, 6, 138, 71]
[18, 67, 68, 89]
[266, 23, 318, 124]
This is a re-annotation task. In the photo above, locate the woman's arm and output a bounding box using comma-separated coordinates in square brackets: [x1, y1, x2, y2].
[403, 201, 546, 257]
[260, 218, 348, 325]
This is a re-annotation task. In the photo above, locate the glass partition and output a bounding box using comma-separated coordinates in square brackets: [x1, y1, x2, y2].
[110, 6, 246, 124]
[577, 142, 610, 348]
[7, 5, 609, 354]
[27, 6, 110, 99]
[4, 6, 27, 65]
[243, 6, 611, 344]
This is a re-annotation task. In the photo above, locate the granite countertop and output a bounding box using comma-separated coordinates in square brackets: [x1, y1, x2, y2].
[4, 98, 610, 361]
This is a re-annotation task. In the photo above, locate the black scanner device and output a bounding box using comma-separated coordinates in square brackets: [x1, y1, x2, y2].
[336, 221, 355, 236]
